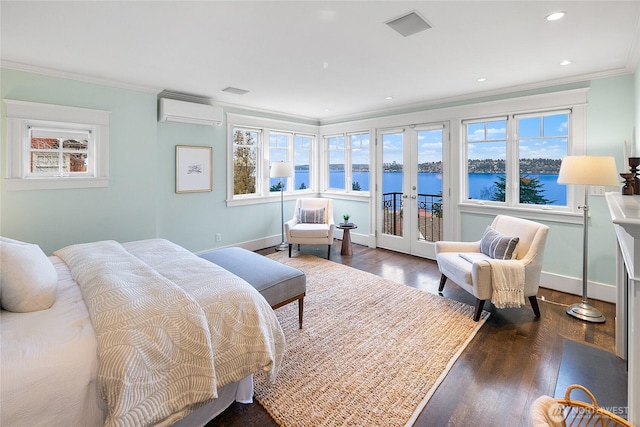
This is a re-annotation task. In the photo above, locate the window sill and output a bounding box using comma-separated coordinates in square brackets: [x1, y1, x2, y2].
[226, 192, 311, 207]
[458, 202, 583, 224]
[5, 177, 110, 191]
[320, 191, 371, 201]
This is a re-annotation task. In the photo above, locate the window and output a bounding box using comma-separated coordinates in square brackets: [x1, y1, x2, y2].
[233, 128, 260, 197]
[466, 118, 508, 202]
[324, 131, 370, 193]
[29, 127, 91, 177]
[293, 134, 313, 191]
[516, 112, 567, 205]
[464, 110, 569, 208]
[227, 113, 318, 205]
[269, 132, 290, 192]
[349, 132, 370, 192]
[4, 99, 110, 190]
[326, 135, 345, 190]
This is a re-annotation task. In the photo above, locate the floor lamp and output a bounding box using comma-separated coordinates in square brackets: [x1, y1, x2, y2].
[557, 156, 619, 323]
[270, 161, 293, 251]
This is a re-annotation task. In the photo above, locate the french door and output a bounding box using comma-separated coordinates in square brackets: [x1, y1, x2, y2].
[376, 123, 447, 259]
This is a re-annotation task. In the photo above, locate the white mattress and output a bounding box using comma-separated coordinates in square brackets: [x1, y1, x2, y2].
[1, 256, 105, 426]
[0, 256, 252, 426]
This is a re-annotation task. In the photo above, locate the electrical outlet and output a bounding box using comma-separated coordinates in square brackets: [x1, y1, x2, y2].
[590, 186, 606, 196]
[215, 233, 222, 242]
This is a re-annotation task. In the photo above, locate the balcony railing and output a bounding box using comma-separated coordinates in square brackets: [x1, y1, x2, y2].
[382, 192, 443, 241]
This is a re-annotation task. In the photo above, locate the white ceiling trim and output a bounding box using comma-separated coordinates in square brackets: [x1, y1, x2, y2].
[0, 60, 162, 95]
[1, 60, 635, 126]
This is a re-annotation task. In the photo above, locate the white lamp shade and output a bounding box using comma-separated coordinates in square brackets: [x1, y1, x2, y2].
[557, 156, 619, 186]
[270, 161, 294, 178]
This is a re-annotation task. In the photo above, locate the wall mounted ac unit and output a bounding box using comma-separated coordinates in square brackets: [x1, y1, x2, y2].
[158, 98, 223, 126]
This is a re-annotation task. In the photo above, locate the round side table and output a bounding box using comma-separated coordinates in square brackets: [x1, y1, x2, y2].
[337, 223, 357, 256]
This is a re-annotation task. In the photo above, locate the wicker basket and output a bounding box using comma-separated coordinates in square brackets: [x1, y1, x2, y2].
[531, 384, 633, 427]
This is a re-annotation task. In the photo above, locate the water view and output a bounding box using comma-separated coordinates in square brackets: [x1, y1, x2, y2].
[292, 171, 566, 206]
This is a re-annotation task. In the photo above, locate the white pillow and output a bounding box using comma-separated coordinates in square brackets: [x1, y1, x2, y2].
[1, 237, 57, 312]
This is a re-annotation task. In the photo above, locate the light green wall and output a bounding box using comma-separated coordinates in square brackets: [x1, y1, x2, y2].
[155, 119, 286, 252]
[1, 68, 635, 290]
[636, 66, 640, 156]
[460, 75, 635, 287]
[0, 69, 158, 255]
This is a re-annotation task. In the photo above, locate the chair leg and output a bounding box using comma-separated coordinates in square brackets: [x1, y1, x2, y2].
[473, 299, 486, 322]
[298, 297, 304, 329]
[288, 244, 292, 257]
[529, 295, 541, 317]
[327, 244, 331, 259]
[438, 274, 447, 292]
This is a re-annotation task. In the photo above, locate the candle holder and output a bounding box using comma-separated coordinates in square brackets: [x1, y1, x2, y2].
[630, 157, 640, 194]
[621, 172, 635, 195]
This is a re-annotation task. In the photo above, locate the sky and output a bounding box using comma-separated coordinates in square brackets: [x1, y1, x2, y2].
[381, 113, 568, 164]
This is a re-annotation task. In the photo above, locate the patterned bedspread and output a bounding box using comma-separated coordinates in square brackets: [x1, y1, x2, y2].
[54, 239, 285, 427]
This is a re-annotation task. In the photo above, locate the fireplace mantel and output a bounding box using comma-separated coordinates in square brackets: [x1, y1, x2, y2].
[605, 192, 639, 424]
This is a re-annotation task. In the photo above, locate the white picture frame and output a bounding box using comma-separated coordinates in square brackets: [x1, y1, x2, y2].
[176, 145, 212, 193]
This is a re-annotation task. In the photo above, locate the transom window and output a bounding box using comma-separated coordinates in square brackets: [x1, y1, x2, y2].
[4, 99, 110, 191]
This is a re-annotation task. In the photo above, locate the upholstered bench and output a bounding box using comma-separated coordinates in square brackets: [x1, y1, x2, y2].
[198, 247, 306, 328]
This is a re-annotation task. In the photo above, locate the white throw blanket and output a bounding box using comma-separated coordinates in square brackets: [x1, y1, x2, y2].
[55, 239, 285, 427]
[487, 259, 526, 308]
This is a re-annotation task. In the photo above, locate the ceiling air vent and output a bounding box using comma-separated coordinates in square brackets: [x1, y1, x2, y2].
[385, 11, 432, 37]
[222, 86, 249, 95]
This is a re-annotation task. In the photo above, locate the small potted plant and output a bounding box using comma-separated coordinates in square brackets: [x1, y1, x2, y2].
[342, 213, 350, 225]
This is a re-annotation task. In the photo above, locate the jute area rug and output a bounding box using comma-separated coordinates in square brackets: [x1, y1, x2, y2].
[254, 252, 489, 427]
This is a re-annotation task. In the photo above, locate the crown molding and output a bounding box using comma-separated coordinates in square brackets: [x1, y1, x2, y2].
[0, 60, 162, 94]
[317, 67, 636, 126]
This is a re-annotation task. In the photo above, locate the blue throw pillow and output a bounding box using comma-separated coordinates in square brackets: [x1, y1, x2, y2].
[479, 226, 519, 260]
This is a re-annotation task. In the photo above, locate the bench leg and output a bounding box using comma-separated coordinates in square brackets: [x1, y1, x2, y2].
[298, 297, 304, 329]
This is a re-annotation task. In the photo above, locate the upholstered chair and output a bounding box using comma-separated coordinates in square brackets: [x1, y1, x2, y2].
[435, 215, 549, 321]
[285, 198, 335, 259]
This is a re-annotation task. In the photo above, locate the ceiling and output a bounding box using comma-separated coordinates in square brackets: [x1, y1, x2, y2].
[1, 1, 639, 123]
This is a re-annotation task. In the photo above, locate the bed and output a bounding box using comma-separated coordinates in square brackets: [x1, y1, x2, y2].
[0, 237, 285, 427]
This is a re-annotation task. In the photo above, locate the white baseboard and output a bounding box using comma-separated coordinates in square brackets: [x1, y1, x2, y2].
[198, 233, 617, 304]
[539, 271, 616, 303]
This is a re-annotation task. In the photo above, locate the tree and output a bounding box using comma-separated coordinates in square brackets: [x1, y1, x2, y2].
[299, 182, 307, 190]
[352, 181, 361, 191]
[492, 175, 555, 204]
[270, 182, 282, 192]
[233, 130, 256, 195]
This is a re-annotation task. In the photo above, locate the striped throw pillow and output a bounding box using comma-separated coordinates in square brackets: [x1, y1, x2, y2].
[298, 207, 325, 224]
[479, 226, 519, 260]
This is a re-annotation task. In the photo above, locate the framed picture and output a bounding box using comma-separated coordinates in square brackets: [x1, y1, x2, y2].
[176, 145, 212, 193]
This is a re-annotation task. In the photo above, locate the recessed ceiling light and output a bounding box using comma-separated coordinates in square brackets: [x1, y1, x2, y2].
[545, 11, 566, 21]
[560, 60, 572, 66]
[477, 77, 487, 82]
[385, 96, 394, 100]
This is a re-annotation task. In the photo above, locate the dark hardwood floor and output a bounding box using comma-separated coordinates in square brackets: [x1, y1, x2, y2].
[209, 241, 617, 427]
